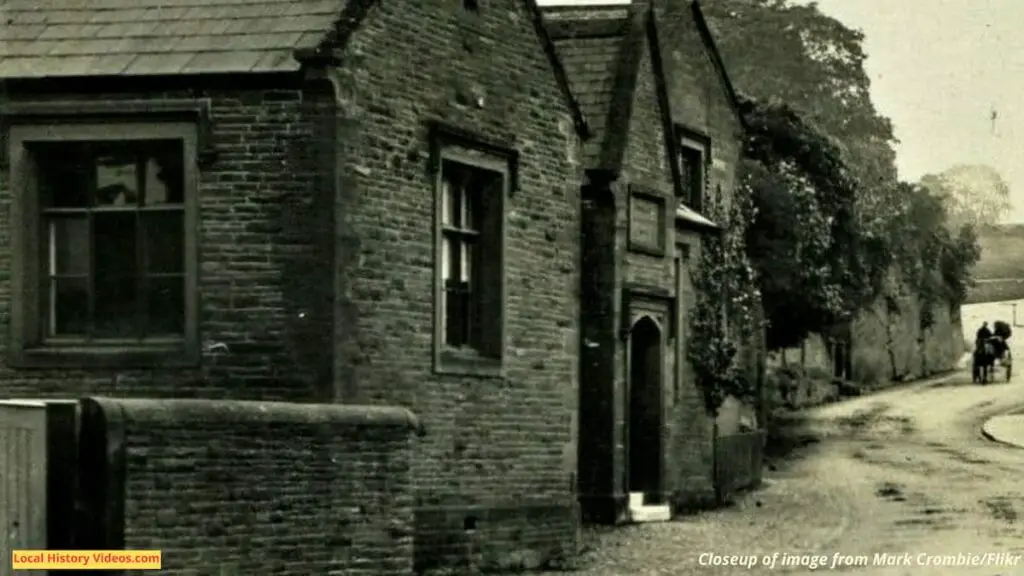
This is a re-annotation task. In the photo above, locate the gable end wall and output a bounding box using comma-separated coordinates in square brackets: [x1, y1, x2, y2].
[327, 0, 584, 570]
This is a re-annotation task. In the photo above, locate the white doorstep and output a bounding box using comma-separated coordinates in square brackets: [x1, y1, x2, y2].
[627, 492, 671, 523]
[629, 504, 671, 523]
[628, 491, 645, 508]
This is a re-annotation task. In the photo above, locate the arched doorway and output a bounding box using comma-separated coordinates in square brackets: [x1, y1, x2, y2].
[628, 316, 663, 504]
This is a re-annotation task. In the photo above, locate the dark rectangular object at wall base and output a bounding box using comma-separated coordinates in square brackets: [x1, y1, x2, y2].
[578, 494, 628, 525]
[714, 429, 766, 505]
[45, 400, 79, 551]
[74, 398, 126, 555]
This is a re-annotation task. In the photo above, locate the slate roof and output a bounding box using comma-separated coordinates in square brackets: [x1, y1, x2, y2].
[543, 4, 631, 169]
[690, 0, 744, 123]
[0, 0, 346, 78]
[544, 2, 724, 229]
[544, 1, 742, 177]
[550, 38, 619, 166]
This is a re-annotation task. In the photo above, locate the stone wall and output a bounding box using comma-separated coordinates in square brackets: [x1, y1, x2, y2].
[759, 285, 964, 412]
[851, 283, 964, 385]
[0, 79, 334, 401]
[76, 398, 420, 575]
[653, 0, 745, 510]
[2, 0, 586, 569]
[332, 0, 583, 570]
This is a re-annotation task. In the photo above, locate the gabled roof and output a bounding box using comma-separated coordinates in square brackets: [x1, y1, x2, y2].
[543, 3, 640, 170]
[0, 0, 346, 78]
[544, 0, 746, 172]
[0, 0, 590, 137]
[691, 0, 744, 127]
[524, 0, 593, 141]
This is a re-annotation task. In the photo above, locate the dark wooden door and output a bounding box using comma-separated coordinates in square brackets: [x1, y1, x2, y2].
[628, 317, 663, 503]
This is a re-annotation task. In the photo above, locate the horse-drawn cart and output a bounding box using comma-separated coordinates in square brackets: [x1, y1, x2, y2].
[975, 321, 1013, 384]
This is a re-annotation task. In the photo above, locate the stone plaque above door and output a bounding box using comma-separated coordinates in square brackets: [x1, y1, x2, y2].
[627, 187, 668, 257]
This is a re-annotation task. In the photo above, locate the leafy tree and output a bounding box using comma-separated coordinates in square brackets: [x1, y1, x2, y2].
[886, 181, 980, 328]
[686, 0, 982, 401]
[701, 1, 985, 303]
[739, 98, 873, 349]
[920, 164, 1012, 230]
[701, 0, 902, 239]
[943, 224, 982, 308]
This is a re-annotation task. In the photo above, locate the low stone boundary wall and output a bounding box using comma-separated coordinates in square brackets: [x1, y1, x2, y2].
[76, 397, 421, 575]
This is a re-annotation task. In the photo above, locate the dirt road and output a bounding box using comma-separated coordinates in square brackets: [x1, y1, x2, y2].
[790, 372, 1024, 575]
[555, 371, 1024, 575]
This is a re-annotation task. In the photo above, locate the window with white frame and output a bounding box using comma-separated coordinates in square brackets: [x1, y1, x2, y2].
[435, 146, 507, 372]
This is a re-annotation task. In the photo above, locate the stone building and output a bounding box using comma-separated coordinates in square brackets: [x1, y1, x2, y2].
[543, 0, 745, 524]
[0, 0, 587, 571]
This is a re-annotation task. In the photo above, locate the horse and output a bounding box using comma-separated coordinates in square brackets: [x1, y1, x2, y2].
[973, 337, 998, 384]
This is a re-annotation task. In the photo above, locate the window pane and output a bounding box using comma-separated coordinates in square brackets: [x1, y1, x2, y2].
[47, 217, 89, 276]
[48, 276, 89, 336]
[465, 169, 499, 230]
[93, 212, 138, 338]
[442, 178, 456, 226]
[37, 143, 89, 208]
[142, 211, 184, 274]
[461, 240, 473, 283]
[679, 156, 694, 202]
[93, 279, 138, 338]
[441, 235, 452, 280]
[95, 150, 139, 207]
[146, 276, 185, 335]
[94, 212, 137, 277]
[462, 182, 474, 232]
[446, 234, 462, 281]
[444, 280, 470, 347]
[143, 142, 185, 206]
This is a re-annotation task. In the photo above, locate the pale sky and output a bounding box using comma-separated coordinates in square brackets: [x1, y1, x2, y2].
[537, 0, 1024, 222]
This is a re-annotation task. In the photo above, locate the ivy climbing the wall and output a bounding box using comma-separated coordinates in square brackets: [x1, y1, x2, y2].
[687, 184, 762, 416]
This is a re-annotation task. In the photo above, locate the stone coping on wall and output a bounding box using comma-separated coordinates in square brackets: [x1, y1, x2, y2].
[75, 395, 424, 570]
[81, 397, 425, 436]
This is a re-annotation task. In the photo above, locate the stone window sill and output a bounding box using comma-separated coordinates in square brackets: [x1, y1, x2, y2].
[9, 341, 200, 369]
[436, 347, 504, 378]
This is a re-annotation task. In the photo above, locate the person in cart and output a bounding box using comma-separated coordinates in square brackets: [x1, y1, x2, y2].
[977, 321, 993, 346]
